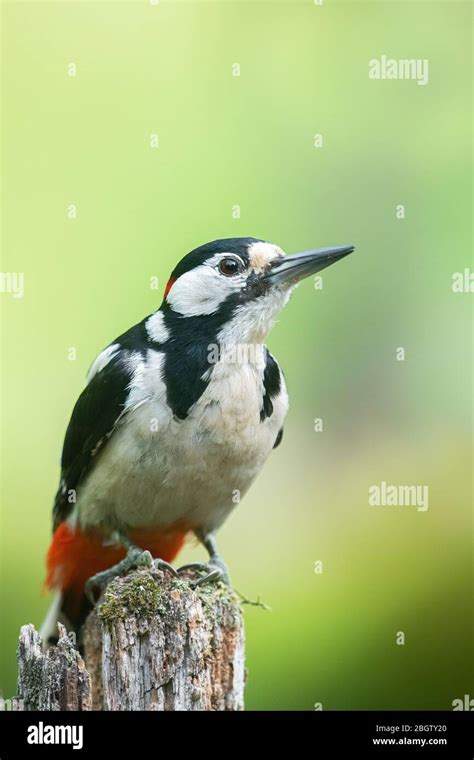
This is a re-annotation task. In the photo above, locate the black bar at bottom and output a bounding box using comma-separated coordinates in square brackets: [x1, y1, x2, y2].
[0, 710, 472, 757]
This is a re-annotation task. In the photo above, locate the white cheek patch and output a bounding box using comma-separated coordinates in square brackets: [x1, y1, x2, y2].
[167, 262, 243, 317]
[145, 311, 169, 343]
[248, 241, 284, 273]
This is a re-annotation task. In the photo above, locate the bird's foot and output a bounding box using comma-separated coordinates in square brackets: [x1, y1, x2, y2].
[177, 556, 230, 588]
[152, 557, 179, 576]
[85, 546, 177, 603]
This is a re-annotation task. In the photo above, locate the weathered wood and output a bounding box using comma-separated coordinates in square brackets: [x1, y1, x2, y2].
[15, 568, 245, 711]
[17, 623, 91, 711]
[84, 568, 245, 710]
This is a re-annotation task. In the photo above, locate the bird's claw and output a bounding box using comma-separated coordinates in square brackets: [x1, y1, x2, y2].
[153, 557, 178, 577]
[85, 546, 177, 603]
[85, 574, 106, 605]
[177, 557, 230, 588]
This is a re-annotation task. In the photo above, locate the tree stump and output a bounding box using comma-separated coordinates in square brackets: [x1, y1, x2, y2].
[17, 623, 91, 711]
[15, 568, 245, 711]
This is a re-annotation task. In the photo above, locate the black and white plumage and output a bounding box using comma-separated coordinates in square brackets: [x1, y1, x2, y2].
[54, 239, 288, 533]
[44, 236, 353, 636]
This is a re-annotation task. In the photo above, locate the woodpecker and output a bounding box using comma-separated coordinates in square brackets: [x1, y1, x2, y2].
[41, 237, 353, 640]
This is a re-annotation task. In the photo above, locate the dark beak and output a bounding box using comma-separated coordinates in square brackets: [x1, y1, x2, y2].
[264, 245, 354, 287]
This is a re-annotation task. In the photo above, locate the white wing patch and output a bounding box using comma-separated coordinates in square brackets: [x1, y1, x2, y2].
[86, 343, 120, 384]
[145, 311, 170, 343]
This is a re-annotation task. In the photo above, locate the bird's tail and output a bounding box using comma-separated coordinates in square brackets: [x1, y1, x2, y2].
[42, 521, 188, 644]
[39, 591, 63, 643]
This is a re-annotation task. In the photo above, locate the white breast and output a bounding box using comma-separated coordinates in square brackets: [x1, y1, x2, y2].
[74, 347, 288, 538]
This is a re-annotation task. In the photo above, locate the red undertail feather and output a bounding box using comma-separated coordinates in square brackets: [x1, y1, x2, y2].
[46, 522, 188, 618]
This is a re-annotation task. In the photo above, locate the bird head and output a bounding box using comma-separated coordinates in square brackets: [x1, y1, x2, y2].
[161, 237, 354, 345]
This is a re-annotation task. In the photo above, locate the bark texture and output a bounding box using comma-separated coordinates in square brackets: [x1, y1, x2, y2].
[15, 568, 245, 711]
[17, 623, 91, 710]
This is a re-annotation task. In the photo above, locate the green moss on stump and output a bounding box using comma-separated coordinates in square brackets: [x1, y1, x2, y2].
[194, 582, 240, 625]
[97, 570, 242, 629]
[98, 574, 163, 626]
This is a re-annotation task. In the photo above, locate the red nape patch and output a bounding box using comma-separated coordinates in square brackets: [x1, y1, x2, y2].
[45, 522, 188, 616]
[163, 276, 175, 300]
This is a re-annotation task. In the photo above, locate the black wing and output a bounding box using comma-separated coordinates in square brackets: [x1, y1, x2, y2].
[52, 349, 133, 530]
[260, 349, 282, 422]
[260, 348, 285, 448]
[52, 316, 164, 530]
[273, 427, 284, 449]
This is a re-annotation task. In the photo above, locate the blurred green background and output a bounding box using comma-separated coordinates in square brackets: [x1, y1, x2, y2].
[1, 0, 472, 710]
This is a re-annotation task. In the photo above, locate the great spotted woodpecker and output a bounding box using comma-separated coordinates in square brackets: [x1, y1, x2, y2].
[41, 237, 353, 639]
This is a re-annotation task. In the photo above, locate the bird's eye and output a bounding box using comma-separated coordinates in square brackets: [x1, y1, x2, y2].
[218, 257, 241, 276]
